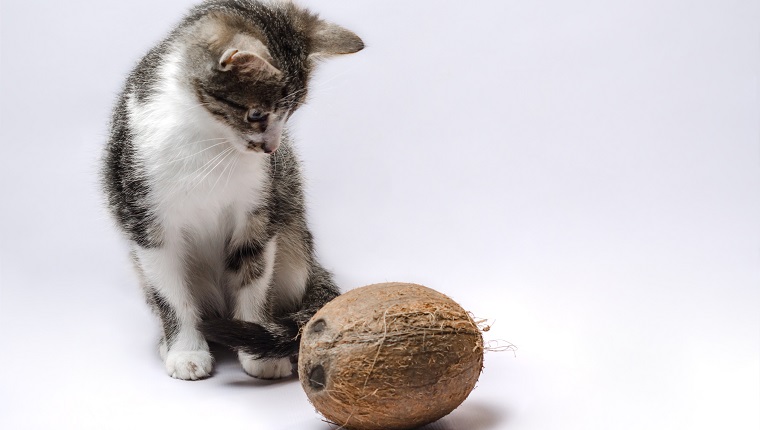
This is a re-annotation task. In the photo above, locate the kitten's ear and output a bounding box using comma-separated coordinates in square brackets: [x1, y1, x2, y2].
[218, 48, 281, 77]
[310, 22, 364, 58]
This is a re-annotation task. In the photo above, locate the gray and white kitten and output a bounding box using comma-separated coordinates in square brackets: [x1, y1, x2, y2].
[101, 0, 363, 380]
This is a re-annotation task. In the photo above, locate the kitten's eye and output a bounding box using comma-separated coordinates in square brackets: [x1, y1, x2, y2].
[247, 110, 268, 123]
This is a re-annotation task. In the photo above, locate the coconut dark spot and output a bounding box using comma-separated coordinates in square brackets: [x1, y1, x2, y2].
[308, 364, 326, 390]
[311, 319, 326, 333]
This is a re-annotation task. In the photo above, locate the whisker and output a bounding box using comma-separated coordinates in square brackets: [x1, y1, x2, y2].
[208, 149, 238, 195]
[153, 140, 228, 169]
[282, 87, 307, 104]
[278, 144, 290, 172]
[177, 101, 212, 115]
[183, 136, 228, 145]
[190, 146, 236, 191]
[184, 146, 234, 186]
[272, 148, 278, 176]
[224, 153, 240, 190]
[310, 68, 356, 92]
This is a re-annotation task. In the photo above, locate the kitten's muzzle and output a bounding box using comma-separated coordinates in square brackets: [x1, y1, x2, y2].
[243, 117, 284, 154]
[245, 138, 278, 154]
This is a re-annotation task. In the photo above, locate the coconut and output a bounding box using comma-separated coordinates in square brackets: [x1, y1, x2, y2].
[298, 282, 484, 430]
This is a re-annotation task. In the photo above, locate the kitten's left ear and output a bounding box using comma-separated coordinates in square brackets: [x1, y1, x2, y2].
[310, 22, 364, 58]
[219, 48, 282, 77]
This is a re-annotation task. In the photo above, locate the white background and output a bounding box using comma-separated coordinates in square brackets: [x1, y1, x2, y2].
[1, 0, 758, 429]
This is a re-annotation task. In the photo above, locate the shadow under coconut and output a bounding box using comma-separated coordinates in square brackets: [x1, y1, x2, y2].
[321, 401, 507, 430]
[417, 401, 507, 430]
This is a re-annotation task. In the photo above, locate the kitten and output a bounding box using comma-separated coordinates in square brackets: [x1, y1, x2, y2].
[101, 0, 363, 380]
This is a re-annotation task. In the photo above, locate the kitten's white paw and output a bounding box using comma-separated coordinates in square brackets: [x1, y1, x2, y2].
[239, 353, 292, 379]
[165, 350, 213, 380]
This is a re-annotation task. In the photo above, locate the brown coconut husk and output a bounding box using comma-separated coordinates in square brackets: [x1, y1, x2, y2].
[298, 282, 484, 430]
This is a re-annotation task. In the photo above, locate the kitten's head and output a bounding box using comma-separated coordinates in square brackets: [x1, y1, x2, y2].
[185, 2, 363, 154]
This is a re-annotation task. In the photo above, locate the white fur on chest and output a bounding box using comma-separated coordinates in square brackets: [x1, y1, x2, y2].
[127, 49, 268, 245]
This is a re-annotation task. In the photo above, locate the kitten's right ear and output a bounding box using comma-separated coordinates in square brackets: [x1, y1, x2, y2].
[218, 48, 281, 77]
[309, 22, 364, 58]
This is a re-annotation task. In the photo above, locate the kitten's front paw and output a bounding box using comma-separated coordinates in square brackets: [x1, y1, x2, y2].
[239, 352, 292, 379]
[165, 350, 214, 380]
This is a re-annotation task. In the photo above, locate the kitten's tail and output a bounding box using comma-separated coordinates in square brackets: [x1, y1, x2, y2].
[199, 267, 339, 359]
[200, 316, 302, 359]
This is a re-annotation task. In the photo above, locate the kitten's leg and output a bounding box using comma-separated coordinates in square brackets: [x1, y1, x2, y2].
[229, 238, 292, 379]
[134, 244, 213, 380]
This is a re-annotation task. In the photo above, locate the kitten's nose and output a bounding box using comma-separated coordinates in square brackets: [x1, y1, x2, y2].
[262, 142, 278, 154]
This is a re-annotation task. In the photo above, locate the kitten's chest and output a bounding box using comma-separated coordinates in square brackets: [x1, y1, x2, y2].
[148, 138, 270, 236]
[127, 76, 270, 240]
